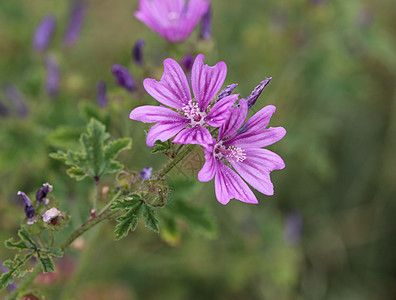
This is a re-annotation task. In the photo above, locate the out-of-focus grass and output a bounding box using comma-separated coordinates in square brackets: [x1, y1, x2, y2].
[1, 0, 396, 299]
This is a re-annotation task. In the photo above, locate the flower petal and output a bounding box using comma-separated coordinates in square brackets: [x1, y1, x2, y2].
[229, 148, 285, 195]
[214, 161, 258, 205]
[143, 58, 192, 110]
[224, 126, 286, 148]
[130, 105, 187, 123]
[205, 94, 238, 127]
[218, 98, 248, 140]
[191, 54, 227, 110]
[146, 120, 188, 147]
[172, 125, 212, 145]
[198, 141, 216, 182]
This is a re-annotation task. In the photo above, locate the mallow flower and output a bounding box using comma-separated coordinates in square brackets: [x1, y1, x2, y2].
[130, 54, 237, 146]
[198, 99, 286, 205]
[135, 0, 210, 42]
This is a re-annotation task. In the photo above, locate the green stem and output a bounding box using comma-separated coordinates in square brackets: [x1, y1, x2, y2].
[155, 144, 196, 179]
[99, 190, 122, 215]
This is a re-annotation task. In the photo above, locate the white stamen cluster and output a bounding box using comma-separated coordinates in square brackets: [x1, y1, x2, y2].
[182, 99, 206, 126]
[226, 146, 246, 163]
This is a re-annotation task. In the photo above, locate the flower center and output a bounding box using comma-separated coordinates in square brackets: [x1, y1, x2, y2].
[182, 99, 206, 126]
[214, 143, 246, 163]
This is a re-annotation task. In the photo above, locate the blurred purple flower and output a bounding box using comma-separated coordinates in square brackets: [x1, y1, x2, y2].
[245, 77, 272, 109]
[198, 100, 286, 204]
[181, 54, 194, 72]
[0, 98, 10, 117]
[284, 211, 303, 246]
[133, 39, 145, 66]
[130, 54, 237, 147]
[111, 64, 136, 92]
[135, 0, 210, 42]
[33, 15, 57, 52]
[309, 0, 327, 5]
[36, 182, 53, 205]
[140, 167, 153, 181]
[64, 0, 87, 46]
[200, 3, 211, 40]
[217, 83, 238, 102]
[97, 80, 107, 107]
[45, 55, 60, 98]
[17, 191, 37, 225]
[3, 85, 29, 118]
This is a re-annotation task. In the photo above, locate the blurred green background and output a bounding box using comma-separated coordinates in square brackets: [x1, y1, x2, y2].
[1, 0, 396, 299]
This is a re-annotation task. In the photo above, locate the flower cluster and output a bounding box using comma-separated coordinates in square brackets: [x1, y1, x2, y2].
[130, 54, 286, 205]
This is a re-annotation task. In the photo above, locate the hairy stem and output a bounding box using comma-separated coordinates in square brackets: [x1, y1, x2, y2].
[155, 144, 196, 179]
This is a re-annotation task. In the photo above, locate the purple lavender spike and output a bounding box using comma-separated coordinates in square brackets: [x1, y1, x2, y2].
[45, 55, 60, 99]
[64, 1, 87, 46]
[36, 182, 53, 205]
[97, 80, 107, 108]
[3, 85, 29, 118]
[181, 54, 194, 72]
[139, 167, 153, 181]
[284, 211, 303, 246]
[17, 191, 36, 225]
[133, 39, 145, 66]
[245, 77, 272, 109]
[217, 83, 238, 102]
[111, 64, 136, 92]
[200, 4, 211, 40]
[0, 98, 10, 117]
[33, 15, 57, 52]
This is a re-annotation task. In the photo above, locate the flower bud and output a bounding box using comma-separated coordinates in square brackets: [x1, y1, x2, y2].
[33, 15, 56, 52]
[111, 64, 136, 92]
[17, 191, 36, 225]
[63, 1, 87, 46]
[181, 54, 194, 72]
[42, 207, 62, 224]
[245, 77, 272, 109]
[217, 83, 238, 102]
[200, 4, 212, 40]
[36, 182, 53, 205]
[140, 167, 153, 181]
[45, 55, 60, 99]
[132, 39, 145, 66]
[97, 80, 107, 108]
[3, 85, 29, 118]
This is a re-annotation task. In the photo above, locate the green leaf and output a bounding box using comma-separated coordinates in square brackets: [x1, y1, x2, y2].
[18, 226, 38, 248]
[151, 140, 172, 154]
[37, 252, 55, 273]
[5, 238, 32, 250]
[43, 247, 63, 257]
[114, 201, 144, 240]
[111, 194, 141, 210]
[0, 252, 34, 290]
[142, 203, 159, 233]
[50, 118, 132, 181]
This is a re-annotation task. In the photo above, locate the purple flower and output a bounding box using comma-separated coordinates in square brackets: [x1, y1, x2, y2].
[200, 3, 211, 40]
[17, 191, 37, 225]
[284, 211, 303, 246]
[97, 80, 107, 108]
[3, 85, 29, 118]
[198, 99, 286, 204]
[45, 55, 60, 98]
[135, 0, 210, 42]
[36, 182, 53, 205]
[133, 39, 145, 65]
[64, 0, 87, 46]
[111, 64, 136, 92]
[33, 15, 56, 52]
[130, 54, 237, 147]
[140, 167, 153, 181]
[245, 78, 272, 109]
